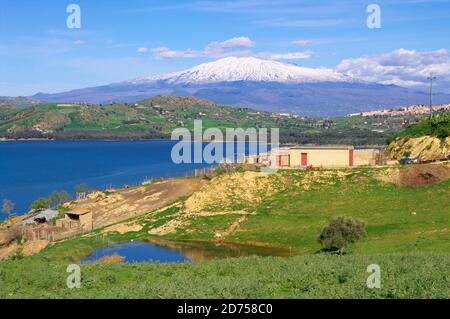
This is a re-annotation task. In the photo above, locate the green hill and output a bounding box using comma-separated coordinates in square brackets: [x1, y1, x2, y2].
[397, 112, 450, 139]
[0, 96, 397, 145]
[0, 96, 39, 108]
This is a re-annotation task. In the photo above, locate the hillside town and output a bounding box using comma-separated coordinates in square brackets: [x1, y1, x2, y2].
[348, 104, 450, 117]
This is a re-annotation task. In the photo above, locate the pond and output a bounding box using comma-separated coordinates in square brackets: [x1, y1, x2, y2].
[80, 239, 291, 264]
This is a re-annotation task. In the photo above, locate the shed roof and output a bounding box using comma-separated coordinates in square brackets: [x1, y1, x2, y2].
[22, 209, 58, 225]
[67, 209, 91, 216]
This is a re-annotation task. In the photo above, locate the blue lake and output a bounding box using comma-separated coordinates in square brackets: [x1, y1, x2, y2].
[81, 241, 191, 264]
[0, 140, 266, 219]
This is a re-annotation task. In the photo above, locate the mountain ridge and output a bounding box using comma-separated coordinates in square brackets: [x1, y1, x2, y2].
[131, 56, 353, 84]
[31, 57, 450, 117]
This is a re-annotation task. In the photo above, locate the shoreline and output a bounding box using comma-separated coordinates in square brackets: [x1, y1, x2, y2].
[0, 137, 386, 148]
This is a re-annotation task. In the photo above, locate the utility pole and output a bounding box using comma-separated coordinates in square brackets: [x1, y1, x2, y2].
[427, 74, 436, 119]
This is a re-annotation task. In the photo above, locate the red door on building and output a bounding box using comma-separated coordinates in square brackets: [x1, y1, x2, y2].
[276, 155, 282, 167]
[301, 153, 308, 166]
[349, 149, 354, 167]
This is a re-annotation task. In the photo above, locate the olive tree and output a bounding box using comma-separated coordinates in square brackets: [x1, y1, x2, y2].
[31, 198, 51, 211]
[49, 190, 71, 207]
[74, 183, 90, 200]
[318, 216, 366, 255]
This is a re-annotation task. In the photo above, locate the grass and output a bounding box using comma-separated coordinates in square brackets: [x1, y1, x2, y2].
[0, 252, 448, 298]
[1, 167, 449, 298]
[161, 168, 450, 255]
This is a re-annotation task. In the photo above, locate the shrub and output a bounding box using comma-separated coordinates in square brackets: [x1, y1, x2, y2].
[318, 216, 366, 255]
[3, 225, 23, 246]
[436, 126, 449, 139]
[30, 198, 51, 210]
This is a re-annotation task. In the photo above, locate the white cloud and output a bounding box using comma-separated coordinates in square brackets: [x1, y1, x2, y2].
[147, 36, 314, 62]
[266, 51, 314, 60]
[291, 39, 315, 46]
[207, 37, 255, 50]
[336, 48, 450, 91]
[73, 40, 87, 45]
[151, 47, 199, 59]
[149, 36, 255, 59]
[137, 47, 149, 53]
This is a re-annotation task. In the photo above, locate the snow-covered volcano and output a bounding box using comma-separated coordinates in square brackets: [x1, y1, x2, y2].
[33, 56, 450, 117]
[131, 56, 352, 84]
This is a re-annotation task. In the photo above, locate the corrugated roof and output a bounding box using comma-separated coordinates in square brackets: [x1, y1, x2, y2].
[22, 209, 58, 225]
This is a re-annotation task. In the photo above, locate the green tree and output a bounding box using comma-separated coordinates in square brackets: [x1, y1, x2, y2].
[318, 216, 366, 255]
[30, 198, 51, 211]
[74, 183, 89, 194]
[49, 190, 71, 207]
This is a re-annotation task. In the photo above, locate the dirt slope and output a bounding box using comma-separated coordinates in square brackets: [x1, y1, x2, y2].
[376, 164, 450, 187]
[387, 136, 450, 160]
[66, 178, 206, 229]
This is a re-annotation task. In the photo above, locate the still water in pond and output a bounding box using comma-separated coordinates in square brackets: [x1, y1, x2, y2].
[81, 240, 290, 263]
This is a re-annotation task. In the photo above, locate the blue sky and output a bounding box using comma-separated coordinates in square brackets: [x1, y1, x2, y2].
[1, 0, 450, 96]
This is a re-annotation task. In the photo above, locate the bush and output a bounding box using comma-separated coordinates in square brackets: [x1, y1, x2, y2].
[318, 216, 366, 255]
[3, 225, 23, 246]
[436, 126, 449, 139]
[30, 198, 51, 210]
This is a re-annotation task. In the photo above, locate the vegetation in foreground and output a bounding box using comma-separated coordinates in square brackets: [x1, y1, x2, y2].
[1, 165, 449, 298]
[0, 252, 448, 298]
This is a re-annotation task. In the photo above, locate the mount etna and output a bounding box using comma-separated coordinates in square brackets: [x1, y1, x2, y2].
[32, 57, 450, 117]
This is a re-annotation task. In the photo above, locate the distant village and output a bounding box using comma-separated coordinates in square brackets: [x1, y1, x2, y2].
[347, 104, 450, 117]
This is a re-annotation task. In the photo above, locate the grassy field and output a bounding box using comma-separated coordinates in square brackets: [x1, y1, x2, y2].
[151, 168, 449, 255]
[0, 166, 449, 298]
[0, 252, 448, 298]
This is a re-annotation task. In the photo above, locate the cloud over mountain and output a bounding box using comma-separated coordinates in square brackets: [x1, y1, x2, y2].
[141, 36, 313, 61]
[337, 48, 450, 92]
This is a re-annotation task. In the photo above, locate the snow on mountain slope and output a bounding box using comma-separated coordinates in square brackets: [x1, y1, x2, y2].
[131, 56, 352, 84]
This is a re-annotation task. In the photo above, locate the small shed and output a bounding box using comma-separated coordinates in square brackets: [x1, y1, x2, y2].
[22, 209, 58, 226]
[64, 209, 93, 231]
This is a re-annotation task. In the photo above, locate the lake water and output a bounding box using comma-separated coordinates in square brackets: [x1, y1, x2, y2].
[81, 240, 191, 263]
[0, 140, 266, 219]
[81, 239, 291, 263]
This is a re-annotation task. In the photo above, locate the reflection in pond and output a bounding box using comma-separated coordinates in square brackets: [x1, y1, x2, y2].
[81, 239, 291, 264]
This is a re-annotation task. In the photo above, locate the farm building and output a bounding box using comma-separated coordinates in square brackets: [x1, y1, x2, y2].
[21, 209, 58, 225]
[289, 146, 354, 168]
[56, 209, 93, 231]
[245, 146, 382, 168]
